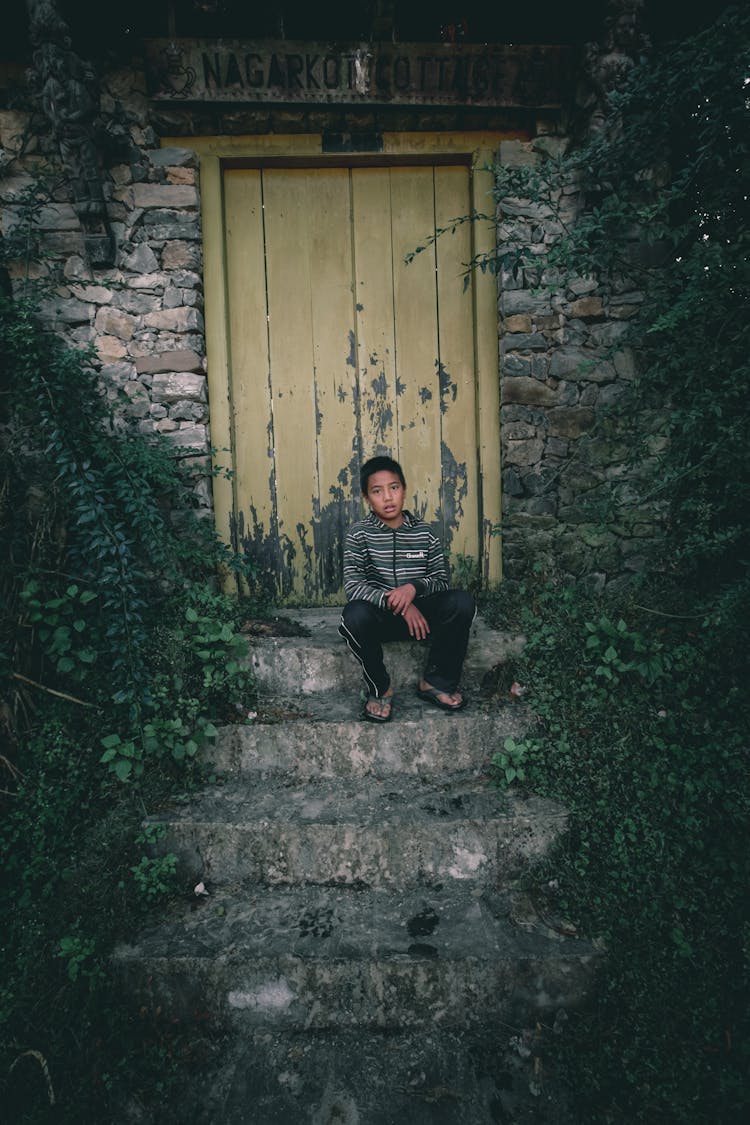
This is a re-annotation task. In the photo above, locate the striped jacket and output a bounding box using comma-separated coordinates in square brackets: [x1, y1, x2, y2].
[342, 510, 449, 608]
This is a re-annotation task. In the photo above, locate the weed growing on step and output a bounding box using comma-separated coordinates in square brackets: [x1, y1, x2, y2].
[481, 572, 749, 1123]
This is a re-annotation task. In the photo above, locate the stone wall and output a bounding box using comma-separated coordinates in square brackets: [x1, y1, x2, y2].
[0, 52, 664, 587]
[0, 65, 213, 513]
[495, 137, 664, 588]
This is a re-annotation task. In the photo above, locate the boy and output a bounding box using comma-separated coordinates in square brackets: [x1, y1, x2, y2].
[338, 455, 476, 722]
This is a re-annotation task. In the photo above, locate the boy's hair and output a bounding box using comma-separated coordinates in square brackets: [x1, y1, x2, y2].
[360, 456, 406, 494]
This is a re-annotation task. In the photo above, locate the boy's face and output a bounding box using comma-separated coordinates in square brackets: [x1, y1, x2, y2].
[364, 470, 405, 528]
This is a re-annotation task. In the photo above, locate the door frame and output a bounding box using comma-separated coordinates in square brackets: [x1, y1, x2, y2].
[165, 131, 513, 588]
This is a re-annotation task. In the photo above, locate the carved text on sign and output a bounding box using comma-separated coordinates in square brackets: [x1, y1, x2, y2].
[145, 40, 574, 108]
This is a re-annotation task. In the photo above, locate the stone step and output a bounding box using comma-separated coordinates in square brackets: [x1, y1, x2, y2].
[245, 609, 523, 697]
[151, 774, 567, 889]
[208, 692, 532, 779]
[184, 1025, 575, 1125]
[114, 883, 595, 1034]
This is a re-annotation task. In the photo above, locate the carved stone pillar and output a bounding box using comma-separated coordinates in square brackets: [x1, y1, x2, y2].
[26, 0, 116, 267]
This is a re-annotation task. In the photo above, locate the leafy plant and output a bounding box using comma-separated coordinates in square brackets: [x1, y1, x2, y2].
[491, 735, 532, 788]
[56, 931, 100, 984]
[481, 567, 750, 1123]
[0, 289, 269, 1120]
[20, 580, 99, 680]
[476, 20, 750, 1113]
[129, 832, 179, 903]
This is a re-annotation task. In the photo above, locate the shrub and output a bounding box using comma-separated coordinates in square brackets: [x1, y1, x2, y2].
[0, 294, 268, 1120]
[483, 571, 750, 1123]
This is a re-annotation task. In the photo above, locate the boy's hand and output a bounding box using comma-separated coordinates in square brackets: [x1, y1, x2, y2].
[386, 583, 417, 615]
[400, 603, 429, 640]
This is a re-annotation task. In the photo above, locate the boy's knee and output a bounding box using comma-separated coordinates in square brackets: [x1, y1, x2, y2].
[341, 599, 380, 635]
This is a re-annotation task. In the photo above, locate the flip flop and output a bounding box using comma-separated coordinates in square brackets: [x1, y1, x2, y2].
[416, 685, 467, 712]
[362, 693, 394, 723]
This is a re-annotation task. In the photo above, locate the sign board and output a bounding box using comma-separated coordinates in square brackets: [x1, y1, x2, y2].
[144, 39, 574, 108]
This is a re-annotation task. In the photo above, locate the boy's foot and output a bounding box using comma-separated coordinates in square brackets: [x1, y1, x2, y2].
[417, 681, 467, 712]
[363, 689, 394, 723]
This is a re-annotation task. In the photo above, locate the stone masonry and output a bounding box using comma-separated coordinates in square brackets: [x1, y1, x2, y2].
[0, 71, 213, 510]
[492, 134, 664, 586]
[0, 34, 664, 584]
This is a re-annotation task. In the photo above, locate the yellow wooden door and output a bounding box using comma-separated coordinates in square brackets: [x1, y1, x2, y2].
[223, 162, 485, 604]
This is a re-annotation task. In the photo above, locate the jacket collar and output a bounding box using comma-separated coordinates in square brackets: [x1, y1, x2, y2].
[365, 509, 419, 531]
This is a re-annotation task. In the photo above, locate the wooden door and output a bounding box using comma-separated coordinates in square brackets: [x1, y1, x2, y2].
[222, 162, 488, 604]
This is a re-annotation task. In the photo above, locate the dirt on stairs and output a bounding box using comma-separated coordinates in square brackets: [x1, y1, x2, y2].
[115, 610, 599, 1124]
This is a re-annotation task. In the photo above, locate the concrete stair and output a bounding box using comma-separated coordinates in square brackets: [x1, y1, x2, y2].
[115, 610, 596, 1123]
[151, 775, 567, 888]
[116, 884, 593, 1032]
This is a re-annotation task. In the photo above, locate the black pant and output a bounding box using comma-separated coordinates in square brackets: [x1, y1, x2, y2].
[338, 590, 476, 698]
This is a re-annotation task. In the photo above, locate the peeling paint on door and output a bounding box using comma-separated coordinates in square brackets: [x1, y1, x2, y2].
[222, 162, 491, 604]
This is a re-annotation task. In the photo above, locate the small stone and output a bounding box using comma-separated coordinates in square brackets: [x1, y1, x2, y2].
[161, 241, 201, 269]
[100, 363, 134, 384]
[504, 314, 533, 334]
[502, 468, 525, 497]
[502, 376, 556, 407]
[41, 297, 92, 324]
[503, 438, 545, 466]
[122, 244, 159, 273]
[503, 332, 548, 351]
[0, 109, 32, 154]
[133, 184, 199, 210]
[613, 348, 638, 380]
[145, 147, 198, 167]
[142, 216, 201, 241]
[567, 276, 598, 297]
[549, 348, 614, 383]
[598, 383, 628, 407]
[151, 372, 207, 402]
[143, 307, 204, 332]
[589, 322, 629, 347]
[170, 400, 206, 422]
[113, 290, 162, 315]
[128, 273, 167, 290]
[69, 325, 95, 346]
[170, 269, 202, 290]
[166, 167, 197, 185]
[162, 424, 207, 448]
[502, 354, 531, 376]
[503, 290, 552, 317]
[568, 296, 603, 318]
[135, 349, 203, 375]
[95, 306, 136, 340]
[96, 336, 127, 361]
[547, 407, 595, 439]
[70, 285, 113, 305]
[110, 163, 133, 187]
[163, 285, 183, 309]
[546, 437, 569, 457]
